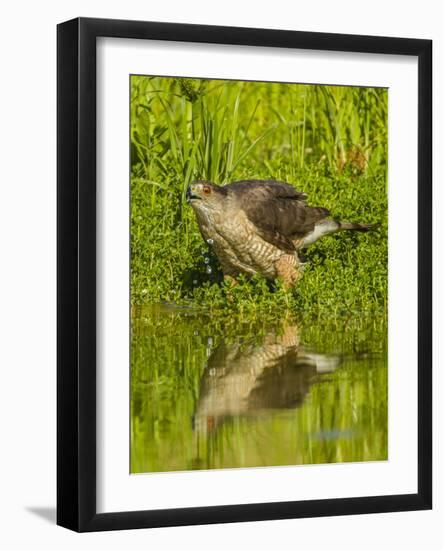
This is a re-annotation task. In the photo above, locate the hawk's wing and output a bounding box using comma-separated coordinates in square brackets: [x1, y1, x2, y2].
[227, 180, 308, 201]
[227, 180, 329, 253]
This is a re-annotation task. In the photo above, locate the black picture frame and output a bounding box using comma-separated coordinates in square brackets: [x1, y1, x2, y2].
[57, 17, 432, 532]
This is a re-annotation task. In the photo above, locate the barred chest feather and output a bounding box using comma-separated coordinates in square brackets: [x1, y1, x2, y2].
[195, 208, 288, 278]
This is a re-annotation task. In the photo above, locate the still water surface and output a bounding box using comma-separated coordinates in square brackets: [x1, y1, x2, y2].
[131, 305, 387, 473]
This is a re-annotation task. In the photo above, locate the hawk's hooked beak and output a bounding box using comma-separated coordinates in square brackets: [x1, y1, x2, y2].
[186, 186, 201, 203]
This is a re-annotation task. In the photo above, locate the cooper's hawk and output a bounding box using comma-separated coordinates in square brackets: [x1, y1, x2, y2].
[186, 179, 377, 288]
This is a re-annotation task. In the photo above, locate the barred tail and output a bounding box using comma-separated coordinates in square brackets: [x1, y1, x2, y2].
[299, 219, 379, 249]
[337, 221, 380, 232]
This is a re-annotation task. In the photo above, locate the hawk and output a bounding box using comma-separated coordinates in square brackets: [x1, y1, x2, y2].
[186, 179, 377, 288]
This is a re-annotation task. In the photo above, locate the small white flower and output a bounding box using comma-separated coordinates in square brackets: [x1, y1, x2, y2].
[207, 238, 214, 245]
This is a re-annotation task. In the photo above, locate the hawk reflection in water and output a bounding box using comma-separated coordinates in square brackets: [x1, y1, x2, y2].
[193, 324, 340, 436]
[187, 179, 377, 287]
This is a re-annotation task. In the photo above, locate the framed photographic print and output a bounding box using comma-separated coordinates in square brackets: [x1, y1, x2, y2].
[57, 17, 432, 531]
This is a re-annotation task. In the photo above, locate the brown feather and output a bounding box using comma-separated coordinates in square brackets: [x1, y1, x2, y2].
[226, 180, 329, 252]
[227, 180, 307, 201]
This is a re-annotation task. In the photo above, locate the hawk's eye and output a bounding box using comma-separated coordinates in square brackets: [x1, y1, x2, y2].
[203, 185, 211, 195]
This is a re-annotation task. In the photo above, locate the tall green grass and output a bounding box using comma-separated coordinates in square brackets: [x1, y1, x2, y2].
[130, 76, 388, 317]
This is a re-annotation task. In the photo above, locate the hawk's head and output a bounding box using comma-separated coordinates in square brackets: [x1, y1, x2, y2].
[186, 181, 228, 213]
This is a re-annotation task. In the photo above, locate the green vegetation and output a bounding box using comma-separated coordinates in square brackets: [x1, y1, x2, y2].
[130, 78, 388, 473]
[130, 76, 387, 318]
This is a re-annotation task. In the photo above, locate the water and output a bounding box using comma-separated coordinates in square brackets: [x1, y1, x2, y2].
[131, 305, 387, 473]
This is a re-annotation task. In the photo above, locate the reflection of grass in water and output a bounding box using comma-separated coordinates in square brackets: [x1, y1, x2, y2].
[130, 309, 387, 473]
